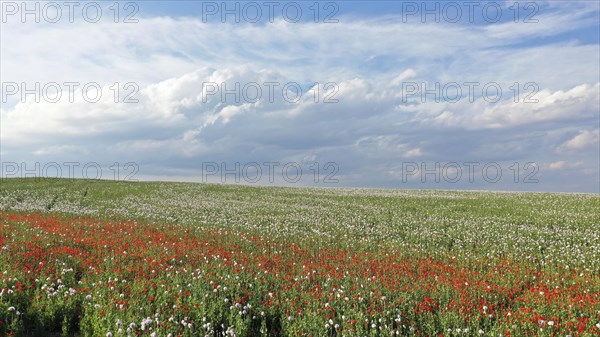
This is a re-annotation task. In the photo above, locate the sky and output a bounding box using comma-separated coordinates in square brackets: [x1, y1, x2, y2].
[1, 0, 599, 192]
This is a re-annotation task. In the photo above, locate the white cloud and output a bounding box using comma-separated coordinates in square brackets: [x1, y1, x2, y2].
[430, 83, 600, 129]
[391, 69, 417, 87]
[562, 129, 600, 151]
[542, 160, 585, 171]
[33, 145, 87, 156]
[404, 148, 423, 158]
[546, 161, 567, 170]
[1, 4, 599, 191]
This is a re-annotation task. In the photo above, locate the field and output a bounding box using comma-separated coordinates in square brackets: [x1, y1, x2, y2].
[0, 178, 598, 337]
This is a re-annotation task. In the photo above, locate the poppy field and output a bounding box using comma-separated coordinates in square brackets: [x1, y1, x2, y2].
[0, 179, 598, 337]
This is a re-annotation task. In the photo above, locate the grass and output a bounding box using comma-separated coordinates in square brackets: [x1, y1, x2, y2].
[0, 178, 598, 336]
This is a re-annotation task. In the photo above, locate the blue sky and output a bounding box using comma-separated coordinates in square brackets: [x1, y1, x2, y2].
[1, 0, 599, 192]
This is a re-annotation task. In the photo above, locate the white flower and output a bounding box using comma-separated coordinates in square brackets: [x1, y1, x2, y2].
[106, 333, 113, 337]
[8, 307, 15, 311]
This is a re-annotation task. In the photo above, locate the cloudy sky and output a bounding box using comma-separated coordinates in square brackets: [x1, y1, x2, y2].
[1, 0, 599, 192]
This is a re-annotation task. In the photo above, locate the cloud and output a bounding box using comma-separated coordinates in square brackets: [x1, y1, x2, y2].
[391, 69, 417, 87]
[430, 83, 600, 130]
[561, 129, 600, 151]
[1, 3, 599, 192]
[404, 148, 423, 158]
[545, 161, 567, 170]
[33, 145, 88, 156]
